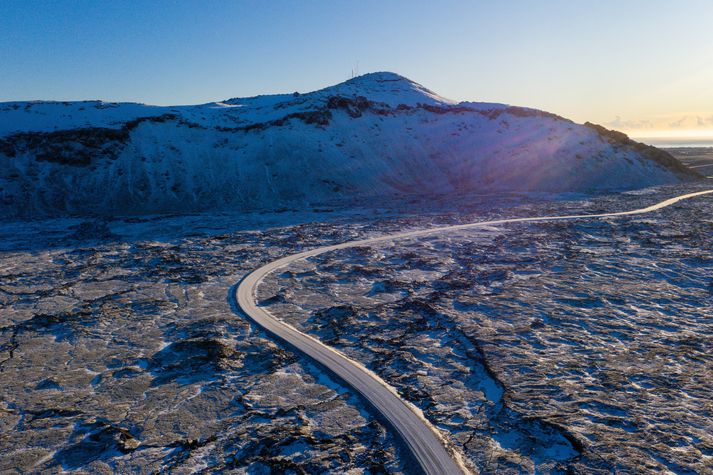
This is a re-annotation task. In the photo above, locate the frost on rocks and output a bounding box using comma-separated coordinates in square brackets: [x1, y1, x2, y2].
[1, 177, 711, 473]
[0, 214, 407, 474]
[257, 183, 713, 474]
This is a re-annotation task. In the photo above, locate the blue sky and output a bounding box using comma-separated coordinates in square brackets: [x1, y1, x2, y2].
[2, 0, 712, 137]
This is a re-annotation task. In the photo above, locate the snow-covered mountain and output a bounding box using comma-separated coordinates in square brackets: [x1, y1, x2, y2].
[0, 72, 699, 216]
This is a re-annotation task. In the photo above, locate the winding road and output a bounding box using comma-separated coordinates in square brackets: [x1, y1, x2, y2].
[232, 188, 713, 475]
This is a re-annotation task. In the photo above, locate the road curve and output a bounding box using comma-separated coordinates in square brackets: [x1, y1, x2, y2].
[232, 188, 713, 475]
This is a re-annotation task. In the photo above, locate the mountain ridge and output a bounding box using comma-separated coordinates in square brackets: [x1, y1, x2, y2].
[0, 72, 700, 216]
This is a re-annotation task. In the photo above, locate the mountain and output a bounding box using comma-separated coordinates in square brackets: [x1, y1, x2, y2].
[0, 72, 699, 217]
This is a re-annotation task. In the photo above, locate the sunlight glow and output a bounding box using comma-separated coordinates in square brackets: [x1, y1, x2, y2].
[628, 128, 713, 139]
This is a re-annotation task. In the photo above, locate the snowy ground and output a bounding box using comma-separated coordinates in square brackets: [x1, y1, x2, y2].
[0, 210, 409, 473]
[259, 181, 713, 473]
[1, 180, 712, 473]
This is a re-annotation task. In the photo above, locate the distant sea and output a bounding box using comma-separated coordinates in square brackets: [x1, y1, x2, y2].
[633, 137, 713, 148]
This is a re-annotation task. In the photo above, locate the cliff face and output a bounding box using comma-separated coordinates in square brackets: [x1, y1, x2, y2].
[0, 72, 699, 216]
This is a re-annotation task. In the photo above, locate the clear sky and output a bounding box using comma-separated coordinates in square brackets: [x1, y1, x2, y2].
[2, 0, 712, 139]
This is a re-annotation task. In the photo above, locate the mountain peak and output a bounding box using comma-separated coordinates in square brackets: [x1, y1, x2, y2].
[345, 71, 411, 83]
[318, 71, 455, 107]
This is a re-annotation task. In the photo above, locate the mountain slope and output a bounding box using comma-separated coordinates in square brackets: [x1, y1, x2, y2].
[0, 72, 699, 216]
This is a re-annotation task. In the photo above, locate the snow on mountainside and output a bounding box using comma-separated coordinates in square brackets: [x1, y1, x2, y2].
[0, 72, 699, 216]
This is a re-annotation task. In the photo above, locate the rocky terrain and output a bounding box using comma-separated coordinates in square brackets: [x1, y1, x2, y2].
[0, 72, 700, 217]
[1, 181, 712, 473]
[667, 146, 713, 177]
[0, 211, 410, 473]
[257, 182, 713, 474]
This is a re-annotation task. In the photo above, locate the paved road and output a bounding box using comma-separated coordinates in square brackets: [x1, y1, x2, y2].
[232, 188, 713, 475]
